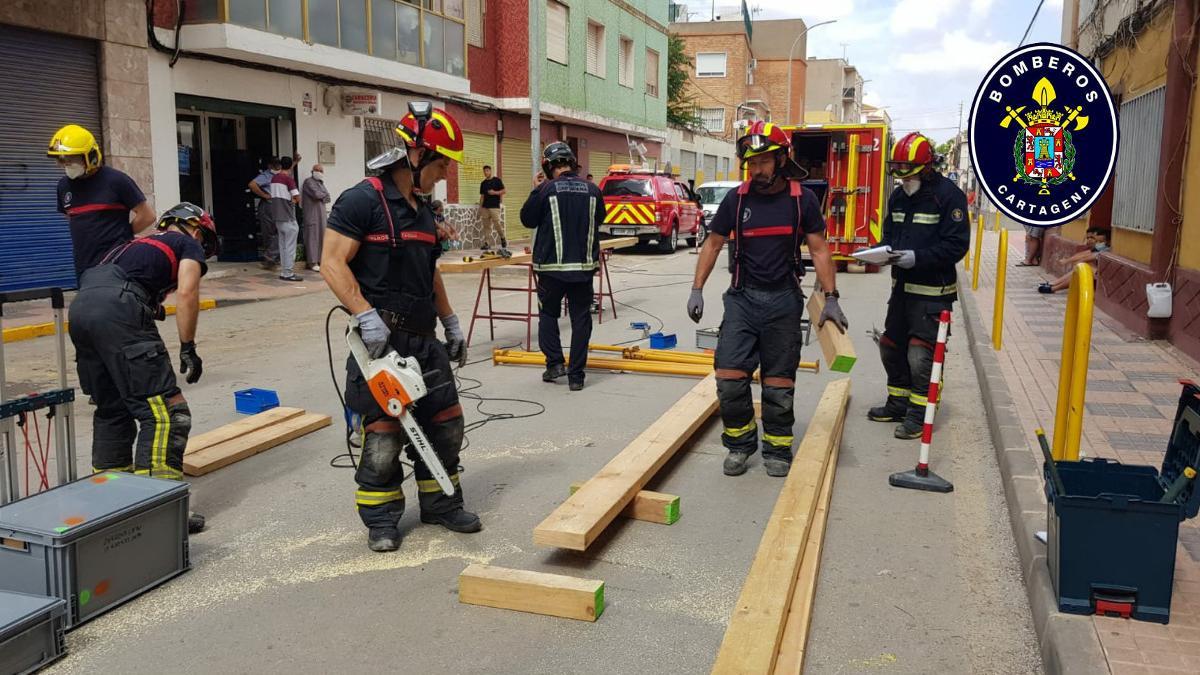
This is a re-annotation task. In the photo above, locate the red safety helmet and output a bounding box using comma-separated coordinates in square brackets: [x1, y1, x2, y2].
[736, 121, 792, 161]
[888, 132, 935, 178]
[396, 106, 464, 164]
[159, 202, 219, 259]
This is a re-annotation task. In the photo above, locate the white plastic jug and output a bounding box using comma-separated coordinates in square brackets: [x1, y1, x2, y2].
[1146, 283, 1173, 319]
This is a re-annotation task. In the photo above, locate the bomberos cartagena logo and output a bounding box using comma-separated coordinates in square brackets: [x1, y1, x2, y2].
[969, 42, 1118, 227]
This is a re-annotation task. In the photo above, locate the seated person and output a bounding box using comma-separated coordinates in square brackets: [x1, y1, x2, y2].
[1038, 227, 1110, 293]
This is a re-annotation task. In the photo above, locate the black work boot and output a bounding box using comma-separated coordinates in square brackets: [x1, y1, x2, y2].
[868, 395, 909, 423]
[569, 378, 584, 391]
[723, 452, 751, 476]
[894, 404, 925, 440]
[543, 363, 567, 382]
[421, 508, 482, 533]
[188, 512, 206, 534]
[763, 457, 791, 477]
[368, 527, 401, 552]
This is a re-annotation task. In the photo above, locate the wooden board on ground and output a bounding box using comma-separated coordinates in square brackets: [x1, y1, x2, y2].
[711, 378, 850, 675]
[458, 564, 605, 622]
[806, 293, 856, 373]
[773, 412, 846, 674]
[533, 374, 718, 550]
[183, 413, 331, 476]
[184, 407, 305, 456]
[569, 482, 680, 525]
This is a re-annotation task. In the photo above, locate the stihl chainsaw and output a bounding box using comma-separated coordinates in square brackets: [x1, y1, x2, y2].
[346, 316, 456, 496]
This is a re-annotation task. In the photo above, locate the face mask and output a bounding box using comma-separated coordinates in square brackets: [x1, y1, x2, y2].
[64, 163, 86, 179]
[1094, 242, 1109, 252]
[901, 177, 921, 196]
[311, 171, 324, 181]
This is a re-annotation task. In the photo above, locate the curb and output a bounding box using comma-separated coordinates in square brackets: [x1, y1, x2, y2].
[957, 270, 1109, 675]
[2, 299, 218, 344]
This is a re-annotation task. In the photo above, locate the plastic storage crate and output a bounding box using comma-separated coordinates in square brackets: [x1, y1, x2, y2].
[0, 473, 190, 628]
[0, 591, 66, 675]
[235, 388, 279, 414]
[1044, 380, 1200, 623]
[649, 332, 677, 350]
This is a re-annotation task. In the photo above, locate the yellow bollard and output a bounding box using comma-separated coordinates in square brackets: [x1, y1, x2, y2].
[994, 210, 1002, 232]
[992, 228, 1008, 351]
[971, 215, 985, 290]
[1051, 263, 1095, 461]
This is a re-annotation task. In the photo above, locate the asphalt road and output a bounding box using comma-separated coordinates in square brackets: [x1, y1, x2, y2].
[3, 245, 1039, 674]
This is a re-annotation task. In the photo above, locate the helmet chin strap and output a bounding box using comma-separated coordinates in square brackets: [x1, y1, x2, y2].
[406, 147, 441, 197]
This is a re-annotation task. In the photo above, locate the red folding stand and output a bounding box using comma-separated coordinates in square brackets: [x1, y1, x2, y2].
[593, 249, 617, 324]
[888, 309, 954, 493]
[466, 263, 536, 351]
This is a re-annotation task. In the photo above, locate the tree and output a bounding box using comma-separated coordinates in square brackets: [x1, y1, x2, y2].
[935, 140, 954, 157]
[667, 35, 702, 129]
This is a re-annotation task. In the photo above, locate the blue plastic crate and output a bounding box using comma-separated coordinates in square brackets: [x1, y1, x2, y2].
[234, 388, 279, 415]
[649, 332, 677, 350]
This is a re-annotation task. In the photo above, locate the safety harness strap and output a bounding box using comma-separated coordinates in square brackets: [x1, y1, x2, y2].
[730, 179, 806, 290]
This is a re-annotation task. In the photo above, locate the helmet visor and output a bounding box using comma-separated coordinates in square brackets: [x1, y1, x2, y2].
[888, 161, 924, 178]
[737, 134, 780, 160]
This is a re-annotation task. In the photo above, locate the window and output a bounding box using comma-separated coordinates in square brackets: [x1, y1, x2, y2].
[372, 0, 398, 59]
[586, 22, 606, 77]
[699, 108, 725, 133]
[423, 13, 445, 72]
[467, 0, 483, 47]
[340, 0, 368, 53]
[618, 36, 634, 87]
[645, 48, 660, 97]
[444, 17, 466, 75]
[308, 0, 340, 46]
[1113, 86, 1165, 232]
[547, 1, 568, 65]
[230, 0, 267, 29]
[267, 0, 303, 38]
[696, 52, 726, 78]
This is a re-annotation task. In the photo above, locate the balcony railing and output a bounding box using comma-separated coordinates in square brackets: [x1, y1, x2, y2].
[184, 0, 467, 77]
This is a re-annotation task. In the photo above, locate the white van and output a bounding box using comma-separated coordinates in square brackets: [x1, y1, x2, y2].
[695, 181, 741, 240]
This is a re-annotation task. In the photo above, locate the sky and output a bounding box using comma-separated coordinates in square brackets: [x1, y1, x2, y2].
[678, 0, 1066, 143]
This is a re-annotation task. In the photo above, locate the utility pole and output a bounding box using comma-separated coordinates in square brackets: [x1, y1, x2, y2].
[529, 0, 541, 180]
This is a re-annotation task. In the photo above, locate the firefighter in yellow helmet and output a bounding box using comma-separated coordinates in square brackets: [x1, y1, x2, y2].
[47, 124, 157, 278]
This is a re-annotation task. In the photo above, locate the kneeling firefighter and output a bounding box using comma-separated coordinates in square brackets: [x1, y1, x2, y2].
[687, 122, 848, 477]
[868, 131, 969, 438]
[68, 203, 218, 534]
[320, 102, 478, 553]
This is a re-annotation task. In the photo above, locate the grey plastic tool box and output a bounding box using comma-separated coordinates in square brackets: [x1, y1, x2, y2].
[0, 590, 67, 674]
[0, 472, 190, 629]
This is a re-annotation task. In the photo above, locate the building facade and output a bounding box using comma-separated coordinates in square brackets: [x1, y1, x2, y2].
[804, 58, 863, 125]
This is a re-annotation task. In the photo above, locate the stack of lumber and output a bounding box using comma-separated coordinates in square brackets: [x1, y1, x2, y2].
[711, 378, 851, 674]
[183, 407, 331, 476]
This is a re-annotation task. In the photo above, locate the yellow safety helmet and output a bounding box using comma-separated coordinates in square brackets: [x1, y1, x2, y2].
[47, 124, 103, 176]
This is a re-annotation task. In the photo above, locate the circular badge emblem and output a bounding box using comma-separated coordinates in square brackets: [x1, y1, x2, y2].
[969, 42, 1118, 228]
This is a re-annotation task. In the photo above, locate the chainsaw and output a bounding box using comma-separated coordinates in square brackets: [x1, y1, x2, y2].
[346, 316, 456, 495]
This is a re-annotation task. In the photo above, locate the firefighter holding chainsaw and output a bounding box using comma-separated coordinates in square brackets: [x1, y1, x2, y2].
[321, 103, 478, 553]
[687, 122, 847, 478]
[867, 132, 969, 439]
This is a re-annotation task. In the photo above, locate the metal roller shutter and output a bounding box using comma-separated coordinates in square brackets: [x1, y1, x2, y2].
[588, 151, 613, 183]
[704, 154, 718, 182]
[0, 25, 101, 292]
[680, 150, 696, 184]
[458, 131, 496, 204]
[500, 137, 532, 242]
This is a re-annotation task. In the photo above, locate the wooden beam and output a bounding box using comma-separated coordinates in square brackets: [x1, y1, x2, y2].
[184, 407, 305, 456]
[458, 564, 605, 622]
[533, 374, 718, 550]
[569, 483, 680, 525]
[183, 413, 331, 476]
[773, 412, 845, 675]
[711, 378, 850, 675]
[806, 293, 857, 373]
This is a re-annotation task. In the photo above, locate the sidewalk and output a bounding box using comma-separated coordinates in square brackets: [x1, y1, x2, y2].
[964, 226, 1200, 674]
[2, 262, 330, 342]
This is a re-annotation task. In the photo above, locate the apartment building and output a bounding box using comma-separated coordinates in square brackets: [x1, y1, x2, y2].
[804, 57, 863, 125]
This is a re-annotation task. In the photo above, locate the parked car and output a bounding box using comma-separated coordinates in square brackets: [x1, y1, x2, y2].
[598, 166, 702, 253]
[695, 180, 741, 244]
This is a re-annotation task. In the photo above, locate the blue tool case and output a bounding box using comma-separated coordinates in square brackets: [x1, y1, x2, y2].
[1044, 379, 1200, 623]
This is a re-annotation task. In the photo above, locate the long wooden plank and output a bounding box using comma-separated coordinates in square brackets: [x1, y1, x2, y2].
[773, 412, 846, 675]
[458, 564, 605, 622]
[439, 237, 639, 274]
[711, 378, 850, 675]
[533, 373, 718, 550]
[183, 413, 331, 476]
[806, 293, 857, 372]
[569, 482, 680, 525]
[184, 407, 305, 456]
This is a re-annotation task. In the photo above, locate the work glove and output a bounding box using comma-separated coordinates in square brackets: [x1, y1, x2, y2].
[441, 313, 468, 368]
[890, 250, 917, 269]
[687, 288, 704, 323]
[355, 308, 391, 358]
[179, 341, 203, 384]
[818, 295, 849, 334]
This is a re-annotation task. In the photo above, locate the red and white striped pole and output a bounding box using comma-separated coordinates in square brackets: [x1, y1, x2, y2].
[889, 310, 954, 493]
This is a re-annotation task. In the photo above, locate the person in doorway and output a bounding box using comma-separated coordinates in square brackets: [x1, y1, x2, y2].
[687, 121, 846, 478]
[249, 158, 280, 269]
[68, 203, 219, 534]
[1037, 227, 1110, 293]
[302, 163, 330, 272]
[478, 165, 508, 255]
[867, 131, 970, 439]
[47, 124, 157, 278]
[521, 142, 605, 392]
[270, 156, 303, 281]
[321, 103, 477, 553]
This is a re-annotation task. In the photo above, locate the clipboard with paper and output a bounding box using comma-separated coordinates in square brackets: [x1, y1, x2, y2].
[850, 245, 894, 266]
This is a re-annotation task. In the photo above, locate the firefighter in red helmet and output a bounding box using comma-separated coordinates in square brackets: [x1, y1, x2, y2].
[867, 132, 970, 439]
[687, 121, 847, 478]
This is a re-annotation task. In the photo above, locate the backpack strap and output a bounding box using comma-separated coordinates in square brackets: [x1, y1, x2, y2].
[100, 237, 179, 282]
[364, 176, 398, 246]
[730, 182, 752, 290]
